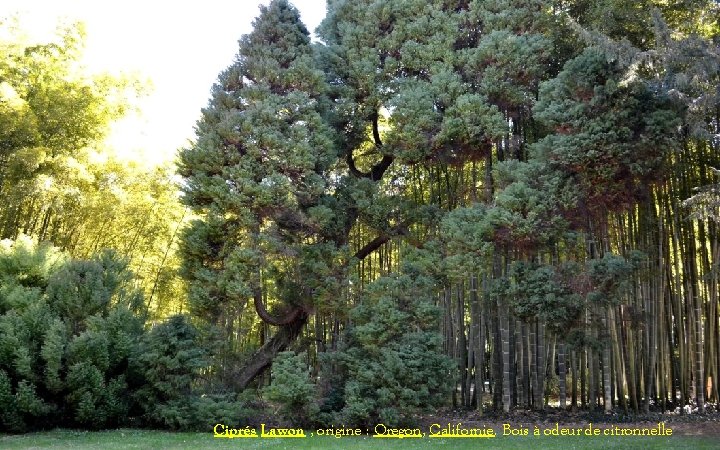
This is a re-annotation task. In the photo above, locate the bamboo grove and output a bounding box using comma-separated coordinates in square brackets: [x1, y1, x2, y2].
[176, 0, 720, 422]
[0, 21, 187, 319]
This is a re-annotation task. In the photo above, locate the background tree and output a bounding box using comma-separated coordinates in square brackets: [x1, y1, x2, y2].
[0, 20, 129, 239]
[0, 19, 187, 318]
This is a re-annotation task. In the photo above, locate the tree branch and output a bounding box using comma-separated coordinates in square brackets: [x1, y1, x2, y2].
[253, 288, 303, 326]
[354, 233, 391, 260]
[346, 110, 394, 181]
[232, 312, 307, 390]
[346, 150, 369, 178]
[353, 222, 409, 260]
[369, 154, 394, 181]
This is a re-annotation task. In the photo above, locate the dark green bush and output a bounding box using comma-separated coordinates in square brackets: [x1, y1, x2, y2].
[322, 273, 453, 427]
[134, 314, 254, 431]
[0, 236, 257, 433]
[263, 351, 318, 427]
[0, 238, 146, 431]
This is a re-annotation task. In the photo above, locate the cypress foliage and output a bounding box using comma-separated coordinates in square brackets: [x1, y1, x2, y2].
[175, 0, 718, 418]
[178, 0, 338, 388]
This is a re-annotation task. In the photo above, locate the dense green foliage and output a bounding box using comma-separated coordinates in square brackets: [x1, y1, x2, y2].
[135, 315, 255, 431]
[325, 271, 453, 427]
[263, 351, 318, 426]
[1, 0, 719, 433]
[0, 237, 246, 432]
[179, 0, 718, 421]
[0, 237, 144, 431]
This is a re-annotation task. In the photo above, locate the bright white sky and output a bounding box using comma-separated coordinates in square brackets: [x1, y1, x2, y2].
[1, 0, 326, 165]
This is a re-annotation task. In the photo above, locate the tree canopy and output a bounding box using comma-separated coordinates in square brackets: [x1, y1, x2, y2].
[1, 0, 719, 431]
[179, 0, 719, 419]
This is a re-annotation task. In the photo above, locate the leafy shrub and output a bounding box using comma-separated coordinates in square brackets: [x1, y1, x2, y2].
[0, 238, 145, 431]
[263, 351, 318, 426]
[323, 273, 453, 427]
[134, 314, 253, 431]
[0, 236, 251, 433]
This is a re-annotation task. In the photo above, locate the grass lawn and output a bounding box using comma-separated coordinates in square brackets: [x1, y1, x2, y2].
[1, 429, 718, 450]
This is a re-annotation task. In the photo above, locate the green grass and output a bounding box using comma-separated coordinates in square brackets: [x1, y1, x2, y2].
[1, 429, 718, 450]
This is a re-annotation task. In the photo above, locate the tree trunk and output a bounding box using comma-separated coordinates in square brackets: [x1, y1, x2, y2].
[571, 349, 578, 410]
[457, 283, 469, 407]
[233, 314, 308, 390]
[546, 336, 555, 408]
[610, 307, 628, 413]
[535, 319, 545, 410]
[492, 297, 502, 410]
[603, 308, 613, 413]
[530, 319, 537, 409]
[558, 340, 567, 409]
[470, 274, 483, 412]
[694, 291, 706, 412]
[500, 300, 511, 412]
[517, 320, 526, 408]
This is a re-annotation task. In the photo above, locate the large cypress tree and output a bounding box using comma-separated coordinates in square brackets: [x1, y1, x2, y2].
[179, 0, 509, 389]
[178, 0, 713, 413]
[178, 0, 338, 388]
